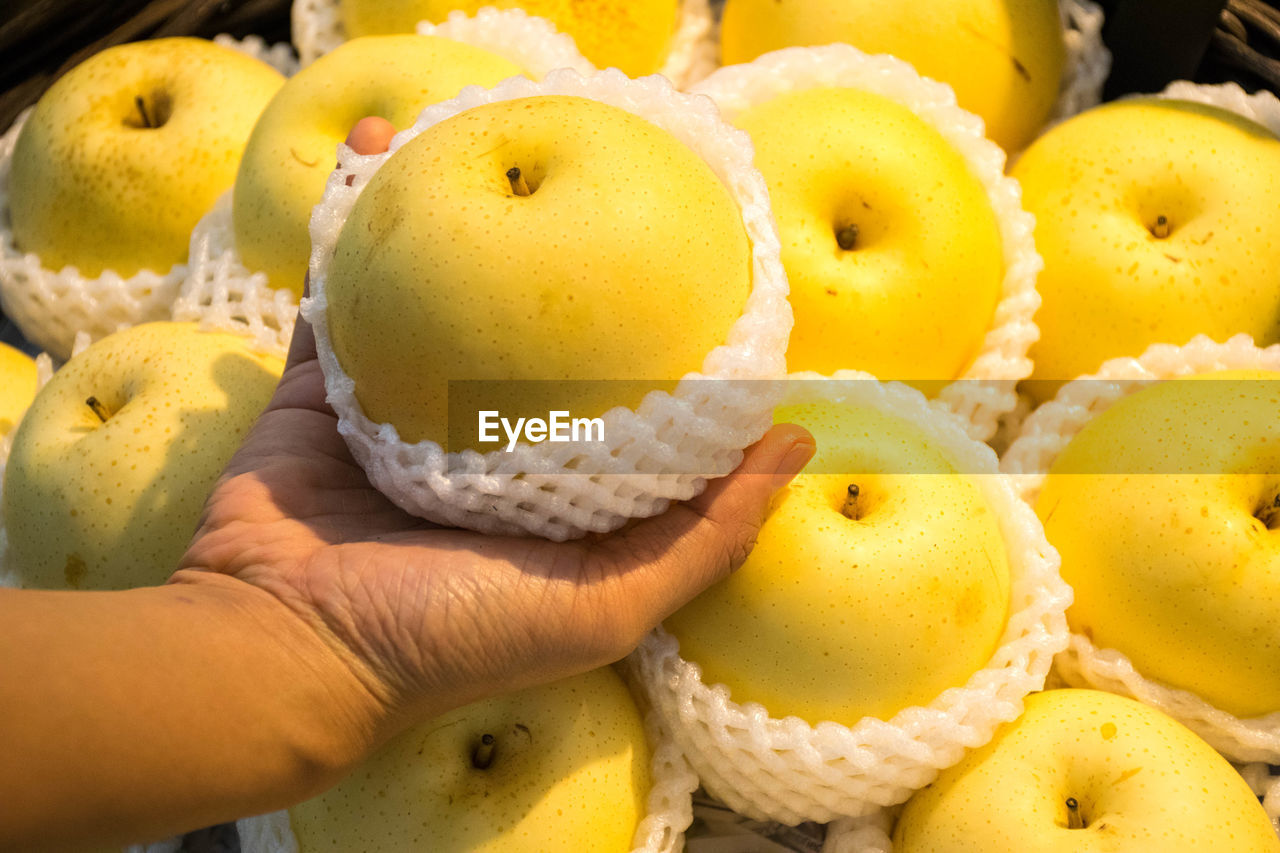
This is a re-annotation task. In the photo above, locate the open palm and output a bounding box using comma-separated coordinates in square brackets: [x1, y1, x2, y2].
[175, 119, 812, 729]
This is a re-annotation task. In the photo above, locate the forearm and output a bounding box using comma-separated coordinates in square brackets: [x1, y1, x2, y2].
[0, 574, 384, 851]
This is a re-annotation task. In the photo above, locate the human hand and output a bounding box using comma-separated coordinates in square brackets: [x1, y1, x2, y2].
[174, 117, 815, 742]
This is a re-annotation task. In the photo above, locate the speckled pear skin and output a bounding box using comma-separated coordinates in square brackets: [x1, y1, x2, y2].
[8, 37, 284, 278]
[663, 398, 1011, 727]
[324, 94, 753, 450]
[289, 665, 652, 852]
[1036, 370, 1280, 719]
[893, 689, 1280, 851]
[232, 34, 522, 296]
[1015, 99, 1280, 402]
[339, 0, 680, 77]
[732, 86, 1004, 381]
[0, 341, 38, 438]
[2, 322, 284, 590]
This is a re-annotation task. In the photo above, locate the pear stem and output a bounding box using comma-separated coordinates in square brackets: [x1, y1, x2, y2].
[134, 96, 153, 129]
[1150, 215, 1170, 239]
[86, 397, 111, 423]
[836, 224, 859, 251]
[471, 733, 496, 769]
[1066, 797, 1085, 830]
[841, 484, 860, 519]
[506, 167, 531, 197]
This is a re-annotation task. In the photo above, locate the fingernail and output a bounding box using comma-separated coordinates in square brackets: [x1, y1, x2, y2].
[772, 436, 815, 489]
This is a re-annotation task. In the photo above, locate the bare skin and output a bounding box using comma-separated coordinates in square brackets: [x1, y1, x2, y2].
[0, 116, 814, 851]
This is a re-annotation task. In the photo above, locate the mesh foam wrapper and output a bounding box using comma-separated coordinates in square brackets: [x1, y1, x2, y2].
[235, 708, 698, 853]
[414, 7, 597, 76]
[628, 372, 1071, 825]
[1152, 79, 1280, 136]
[291, 0, 714, 88]
[302, 68, 789, 540]
[689, 45, 1042, 445]
[1050, 0, 1110, 129]
[1000, 334, 1280, 764]
[0, 36, 296, 363]
[175, 192, 300, 361]
[1240, 763, 1280, 835]
[823, 809, 896, 853]
[214, 33, 302, 76]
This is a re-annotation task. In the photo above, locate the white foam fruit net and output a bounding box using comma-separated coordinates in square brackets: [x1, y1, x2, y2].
[291, 0, 714, 88]
[1052, 0, 1110, 127]
[1000, 334, 1280, 769]
[1155, 79, 1280, 135]
[628, 372, 1071, 825]
[175, 192, 299, 362]
[0, 36, 297, 363]
[414, 7, 595, 77]
[1239, 763, 1280, 835]
[824, 809, 896, 853]
[303, 68, 789, 540]
[214, 32, 301, 76]
[690, 45, 1043, 445]
[180, 10, 595, 364]
[234, 707, 699, 853]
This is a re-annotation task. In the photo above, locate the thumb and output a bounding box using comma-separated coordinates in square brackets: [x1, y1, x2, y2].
[594, 423, 816, 625]
[274, 117, 399, 407]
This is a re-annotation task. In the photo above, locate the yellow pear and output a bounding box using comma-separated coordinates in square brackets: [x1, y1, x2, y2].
[0, 342, 38, 439]
[322, 94, 752, 450]
[3, 322, 283, 590]
[1036, 370, 1280, 717]
[8, 38, 283, 277]
[894, 689, 1280, 851]
[338, 0, 679, 76]
[731, 86, 1004, 381]
[290, 666, 651, 852]
[663, 398, 1011, 725]
[1014, 100, 1280, 402]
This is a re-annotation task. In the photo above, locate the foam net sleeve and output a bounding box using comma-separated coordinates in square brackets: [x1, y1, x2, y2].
[1052, 0, 1110, 128]
[823, 809, 897, 853]
[302, 68, 790, 541]
[629, 372, 1071, 824]
[414, 7, 595, 76]
[173, 192, 298, 362]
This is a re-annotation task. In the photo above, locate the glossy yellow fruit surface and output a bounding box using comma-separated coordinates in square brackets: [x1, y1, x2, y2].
[664, 399, 1010, 725]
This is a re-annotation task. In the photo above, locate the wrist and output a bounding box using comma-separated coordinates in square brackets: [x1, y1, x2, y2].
[164, 570, 393, 798]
